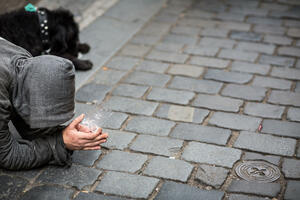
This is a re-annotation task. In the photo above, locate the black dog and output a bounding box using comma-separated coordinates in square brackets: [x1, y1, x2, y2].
[0, 7, 92, 70]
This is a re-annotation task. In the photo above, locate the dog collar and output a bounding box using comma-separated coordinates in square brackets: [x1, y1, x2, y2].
[37, 8, 51, 53]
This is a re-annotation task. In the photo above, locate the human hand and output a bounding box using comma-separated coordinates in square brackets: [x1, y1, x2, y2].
[62, 114, 108, 150]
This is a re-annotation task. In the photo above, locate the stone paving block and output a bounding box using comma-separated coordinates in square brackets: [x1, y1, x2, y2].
[1, 168, 41, 180]
[271, 67, 300, 80]
[222, 84, 267, 101]
[123, 71, 170, 87]
[99, 112, 128, 129]
[75, 83, 112, 103]
[154, 13, 179, 23]
[101, 129, 136, 150]
[178, 18, 218, 28]
[106, 56, 139, 71]
[278, 47, 300, 57]
[259, 55, 295, 67]
[184, 45, 219, 57]
[130, 135, 183, 157]
[182, 142, 242, 167]
[234, 131, 296, 156]
[285, 180, 300, 200]
[155, 42, 185, 53]
[216, 12, 245, 22]
[199, 37, 236, 48]
[195, 164, 229, 188]
[282, 158, 300, 178]
[296, 81, 300, 92]
[167, 64, 204, 77]
[154, 181, 224, 200]
[171, 26, 201, 36]
[163, 34, 198, 45]
[96, 171, 159, 199]
[228, 194, 271, 200]
[37, 165, 101, 189]
[97, 150, 147, 173]
[262, 119, 300, 138]
[230, 7, 268, 16]
[226, 0, 259, 7]
[230, 31, 263, 42]
[125, 116, 175, 136]
[192, 94, 243, 112]
[247, 16, 282, 26]
[244, 102, 285, 119]
[236, 42, 275, 54]
[147, 50, 189, 63]
[112, 84, 149, 98]
[201, 28, 229, 38]
[227, 180, 280, 197]
[268, 90, 300, 107]
[144, 156, 194, 182]
[20, 185, 73, 200]
[104, 96, 158, 116]
[261, 2, 290, 11]
[169, 76, 223, 94]
[171, 123, 231, 145]
[252, 76, 292, 90]
[136, 60, 169, 73]
[231, 61, 270, 75]
[218, 21, 251, 31]
[74, 192, 126, 200]
[132, 34, 161, 45]
[287, 28, 300, 37]
[285, 19, 300, 28]
[92, 69, 126, 85]
[204, 69, 253, 84]
[264, 35, 293, 45]
[0, 175, 28, 200]
[190, 56, 229, 69]
[254, 25, 286, 35]
[185, 9, 215, 19]
[140, 22, 171, 36]
[243, 152, 280, 165]
[155, 104, 209, 123]
[209, 112, 261, 131]
[218, 49, 259, 62]
[287, 107, 300, 122]
[120, 43, 151, 57]
[147, 87, 195, 105]
[72, 150, 102, 166]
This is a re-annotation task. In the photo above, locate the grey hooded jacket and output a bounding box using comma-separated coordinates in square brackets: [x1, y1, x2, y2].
[0, 37, 75, 170]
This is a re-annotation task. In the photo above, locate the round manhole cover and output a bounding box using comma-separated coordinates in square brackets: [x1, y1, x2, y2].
[235, 160, 281, 183]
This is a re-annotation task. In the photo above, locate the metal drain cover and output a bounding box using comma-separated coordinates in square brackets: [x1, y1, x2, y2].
[235, 160, 281, 183]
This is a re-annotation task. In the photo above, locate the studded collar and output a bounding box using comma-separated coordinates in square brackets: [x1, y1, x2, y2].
[37, 8, 51, 53]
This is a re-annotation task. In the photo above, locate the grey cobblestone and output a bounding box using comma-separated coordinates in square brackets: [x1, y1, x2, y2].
[216, 12, 245, 22]
[120, 44, 151, 57]
[72, 150, 102, 167]
[130, 135, 183, 156]
[227, 180, 281, 197]
[75, 83, 112, 103]
[185, 9, 215, 19]
[209, 112, 261, 131]
[155, 104, 209, 123]
[101, 129, 136, 150]
[268, 90, 300, 107]
[243, 152, 280, 165]
[252, 76, 292, 90]
[218, 21, 251, 31]
[287, 28, 300, 37]
[247, 16, 282, 26]
[234, 131, 296, 156]
[167, 64, 204, 78]
[92, 69, 126, 85]
[123, 71, 171, 87]
[264, 35, 293, 45]
[201, 28, 229, 38]
[21, 185, 73, 200]
[230, 31, 263, 42]
[140, 22, 171, 36]
[163, 34, 198, 45]
[230, 7, 268, 16]
[190, 56, 229, 69]
[228, 194, 270, 200]
[171, 26, 201, 36]
[125, 116, 175, 136]
[0, 175, 28, 200]
[154, 13, 179, 24]
[259, 55, 295, 67]
[171, 123, 231, 145]
[99, 112, 128, 129]
[178, 18, 217, 28]
[132, 34, 161, 45]
[112, 84, 149, 98]
[144, 156, 194, 182]
[282, 158, 300, 178]
[204, 69, 253, 84]
[155, 42, 185, 53]
[104, 96, 158, 116]
[218, 49, 259, 62]
[244, 102, 285, 119]
[199, 37, 236, 48]
[192, 94, 243, 112]
[231, 61, 270, 75]
[278, 47, 300, 57]
[147, 87, 195, 105]
[182, 142, 242, 167]
[254, 25, 286, 35]
[287, 107, 300, 122]
[262, 119, 300, 138]
[184, 45, 219, 57]
[96, 171, 159, 199]
[136, 60, 169, 73]
[222, 84, 267, 101]
[74, 192, 126, 200]
[271, 67, 300, 80]
[169, 76, 223, 94]
[107, 56, 139, 71]
[296, 81, 300, 92]
[195, 164, 229, 188]
[97, 150, 147, 173]
[285, 181, 300, 200]
[236, 42, 275, 54]
[147, 50, 189, 63]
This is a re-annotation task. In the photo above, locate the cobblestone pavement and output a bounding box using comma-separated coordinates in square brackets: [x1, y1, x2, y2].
[1, 0, 300, 199]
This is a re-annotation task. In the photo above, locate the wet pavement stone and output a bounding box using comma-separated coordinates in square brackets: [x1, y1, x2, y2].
[96, 171, 159, 199]
[268, 90, 300, 107]
[234, 131, 296, 156]
[285, 180, 300, 200]
[171, 123, 231, 145]
[262, 119, 300, 138]
[196, 164, 229, 188]
[124, 71, 171, 87]
[204, 69, 253, 84]
[101, 129, 136, 150]
[227, 180, 281, 197]
[282, 158, 300, 178]
[0, 175, 28, 200]
[72, 150, 102, 166]
[130, 135, 183, 157]
[231, 61, 270, 75]
[244, 102, 285, 119]
[112, 84, 149, 98]
[243, 152, 280, 166]
[144, 156, 194, 182]
[182, 142, 242, 168]
[222, 84, 267, 101]
[75, 83, 112, 103]
[252, 76, 292, 90]
[20, 185, 74, 200]
[154, 181, 224, 200]
[167, 64, 204, 78]
[97, 150, 147, 173]
[74, 192, 126, 200]
[125, 116, 176, 136]
[287, 107, 300, 122]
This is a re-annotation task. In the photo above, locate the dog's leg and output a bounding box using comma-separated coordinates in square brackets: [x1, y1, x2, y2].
[60, 53, 93, 70]
[78, 43, 90, 54]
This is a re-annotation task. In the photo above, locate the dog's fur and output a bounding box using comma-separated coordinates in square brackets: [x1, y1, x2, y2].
[0, 8, 92, 70]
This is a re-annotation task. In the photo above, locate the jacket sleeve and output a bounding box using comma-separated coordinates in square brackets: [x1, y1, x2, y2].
[0, 82, 72, 170]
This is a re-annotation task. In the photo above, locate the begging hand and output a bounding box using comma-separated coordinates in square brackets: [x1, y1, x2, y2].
[62, 114, 108, 150]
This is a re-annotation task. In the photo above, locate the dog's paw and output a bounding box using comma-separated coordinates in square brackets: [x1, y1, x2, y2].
[78, 43, 90, 54]
[75, 60, 93, 70]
